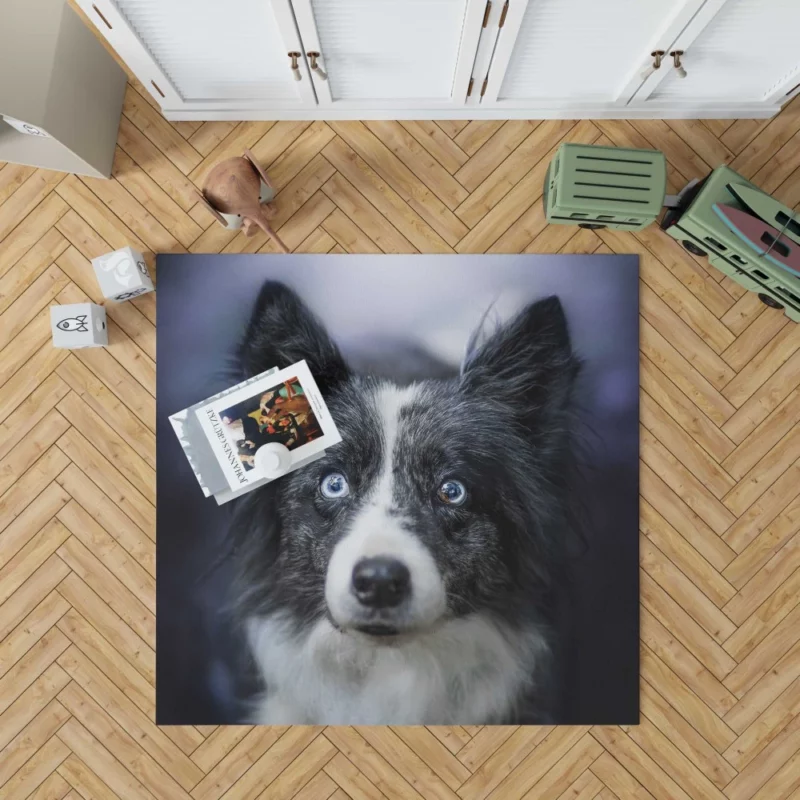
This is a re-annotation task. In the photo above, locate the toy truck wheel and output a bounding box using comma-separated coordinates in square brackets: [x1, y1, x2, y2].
[578, 223, 606, 230]
[682, 240, 707, 257]
[758, 293, 784, 310]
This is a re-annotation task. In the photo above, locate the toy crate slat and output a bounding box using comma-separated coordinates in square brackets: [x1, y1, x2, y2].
[545, 143, 666, 231]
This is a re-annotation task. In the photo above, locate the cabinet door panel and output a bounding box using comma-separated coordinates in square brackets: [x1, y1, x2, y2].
[80, 0, 314, 108]
[292, 0, 483, 106]
[645, 0, 800, 104]
[485, 0, 704, 106]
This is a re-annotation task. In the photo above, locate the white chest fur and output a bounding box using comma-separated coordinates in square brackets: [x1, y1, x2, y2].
[246, 612, 546, 725]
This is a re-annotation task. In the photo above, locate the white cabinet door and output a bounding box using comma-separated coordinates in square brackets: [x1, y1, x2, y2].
[76, 0, 316, 111]
[289, 0, 486, 108]
[480, 0, 708, 109]
[634, 0, 800, 107]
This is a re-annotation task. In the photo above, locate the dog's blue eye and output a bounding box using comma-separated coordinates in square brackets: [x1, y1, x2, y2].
[320, 472, 350, 499]
[437, 480, 467, 506]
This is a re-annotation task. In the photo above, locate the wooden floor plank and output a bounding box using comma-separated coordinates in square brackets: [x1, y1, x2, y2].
[642, 573, 738, 684]
[57, 681, 191, 800]
[189, 726, 288, 800]
[454, 121, 537, 192]
[454, 119, 575, 229]
[640, 356, 736, 463]
[0, 192, 69, 279]
[322, 208, 382, 254]
[0, 518, 72, 610]
[55, 390, 154, 505]
[730, 97, 800, 179]
[631, 120, 712, 181]
[329, 121, 468, 247]
[454, 121, 506, 156]
[322, 137, 452, 253]
[55, 463, 155, 575]
[0, 591, 69, 684]
[56, 716, 160, 800]
[116, 115, 200, 212]
[724, 533, 800, 625]
[0, 732, 70, 800]
[641, 534, 736, 644]
[57, 646, 204, 790]
[187, 121, 238, 158]
[262, 191, 336, 253]
[364, 120, 469, 210]
[723, 568, 800, 664]
[0, 697, 71, 790]
[459, 121, 601, 252]
[435, 120, 470, 139]
[399, 120, 469, 175]
[0, 163, 37, 207]
[0, 228, 68, 317]
[590, 726, 695, 800]
[640, 500, 736, 609]
[724, 677, 800, 772]
[321, 173, 416, 254]
[638, 680, 737, 790]
[55, 567, 155, 671]
[1, 70, 799, 800]
[0, 170, 65, 244]
[666, 119, 735, 171]
[267, 122, 336, 191]
[251, 121, 313, 174]
[640, 644, 737, 752]
[110, 148, 202, 249]
[121, 86, 201, 176]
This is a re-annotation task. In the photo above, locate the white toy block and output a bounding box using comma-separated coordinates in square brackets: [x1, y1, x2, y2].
[51, 303, 107, 349]
[92, 246, 154, 302]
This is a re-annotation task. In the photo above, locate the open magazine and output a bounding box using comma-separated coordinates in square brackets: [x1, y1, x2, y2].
[169, 361, 341, 504]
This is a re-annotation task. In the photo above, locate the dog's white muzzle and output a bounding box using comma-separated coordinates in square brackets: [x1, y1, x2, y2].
[324, 507, 447, 634]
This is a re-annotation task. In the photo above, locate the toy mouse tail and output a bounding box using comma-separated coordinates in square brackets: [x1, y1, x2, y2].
[252, 214, 289, 254]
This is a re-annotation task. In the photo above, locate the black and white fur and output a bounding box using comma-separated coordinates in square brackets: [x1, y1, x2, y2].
[228, 281, 580, 725]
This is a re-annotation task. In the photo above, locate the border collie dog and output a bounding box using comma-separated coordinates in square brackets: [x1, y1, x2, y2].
[229, 281, 580, 725]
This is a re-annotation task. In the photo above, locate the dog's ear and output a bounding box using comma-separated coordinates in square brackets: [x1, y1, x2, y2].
[240, 281, 349, 392]
[460, 296, 579, 425]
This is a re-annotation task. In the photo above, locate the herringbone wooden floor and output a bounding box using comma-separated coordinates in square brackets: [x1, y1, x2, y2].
[2, 68, 800, 798]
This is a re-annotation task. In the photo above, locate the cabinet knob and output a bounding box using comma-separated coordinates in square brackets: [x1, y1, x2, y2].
[288, 52, 302, 81]
[670, 50, 687, 79]
[640, 51, 665, 81]
[307, 52, 328, 81]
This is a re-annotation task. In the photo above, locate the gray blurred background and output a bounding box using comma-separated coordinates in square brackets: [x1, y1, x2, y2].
[156, 254, 639, 724]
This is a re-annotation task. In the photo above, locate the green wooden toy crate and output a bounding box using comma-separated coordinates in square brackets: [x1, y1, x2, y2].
[660, 165, 800, 322]
[543, 143, 666, 231]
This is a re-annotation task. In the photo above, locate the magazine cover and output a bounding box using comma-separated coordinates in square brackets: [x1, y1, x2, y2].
[194, 360, 341, 490]
[168, 367, 279, 498]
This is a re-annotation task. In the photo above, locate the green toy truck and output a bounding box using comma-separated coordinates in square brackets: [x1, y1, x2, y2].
[660, 165, 800, 322]
[544, 143, 800, 322]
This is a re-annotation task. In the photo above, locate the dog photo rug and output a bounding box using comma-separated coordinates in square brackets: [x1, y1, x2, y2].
[156, 254, 639, 725]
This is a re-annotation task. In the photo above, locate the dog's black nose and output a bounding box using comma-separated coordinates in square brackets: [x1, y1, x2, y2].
[351, 557, 411, 608]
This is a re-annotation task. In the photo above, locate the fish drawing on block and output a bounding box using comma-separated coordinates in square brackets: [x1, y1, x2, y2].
[713, 203, 800, 278]
[56, 315, 89, 332]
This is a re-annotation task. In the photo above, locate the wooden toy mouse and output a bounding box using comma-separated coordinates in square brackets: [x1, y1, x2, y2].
[197, 149, 289, 253]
